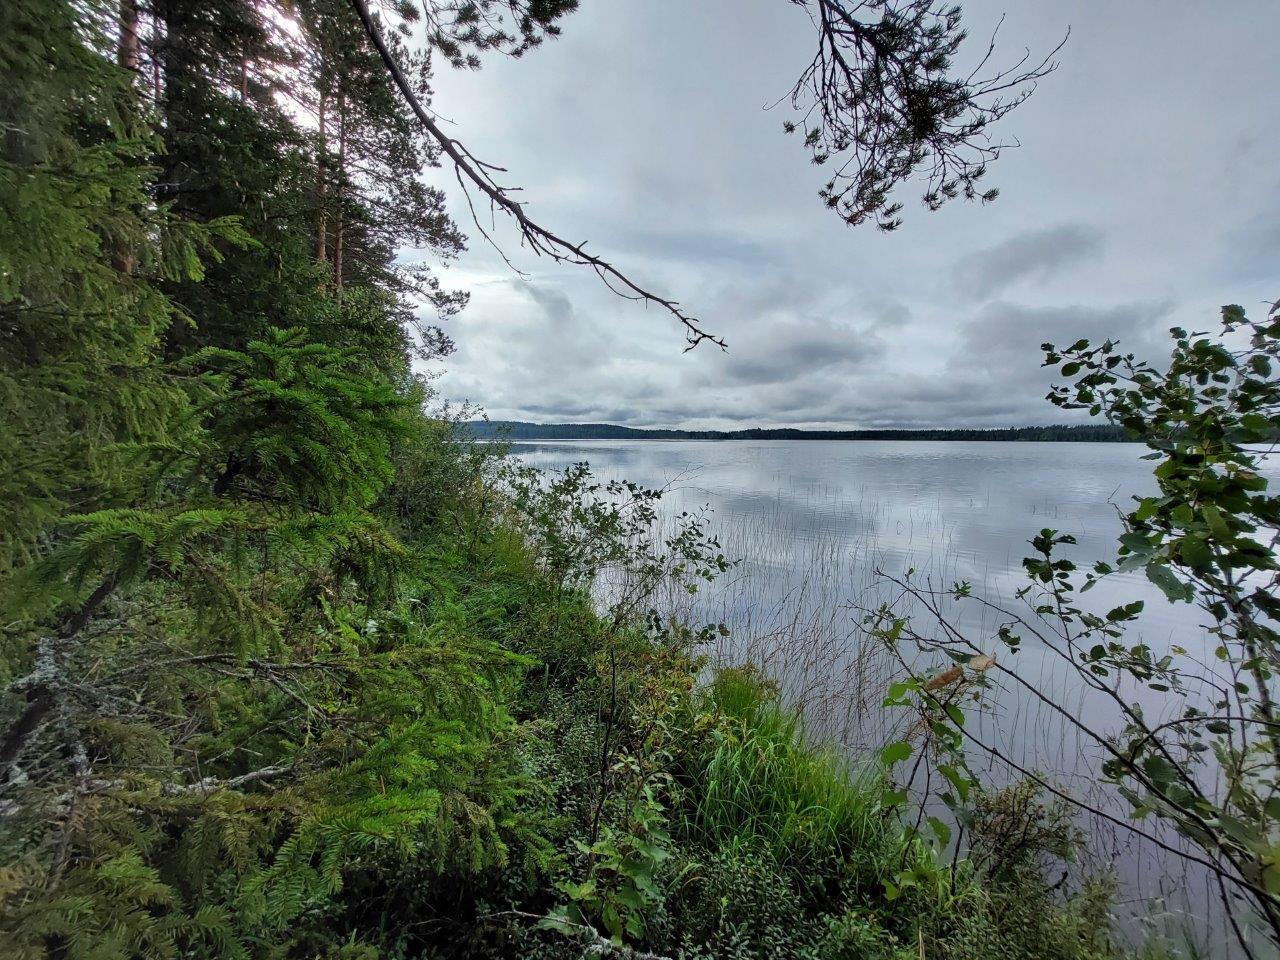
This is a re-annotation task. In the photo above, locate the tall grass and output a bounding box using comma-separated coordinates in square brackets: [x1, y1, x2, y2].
[677, 665, 897, 878]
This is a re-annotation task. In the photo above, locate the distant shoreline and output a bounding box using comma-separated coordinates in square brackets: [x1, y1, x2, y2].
[466, 421, 1131, 443]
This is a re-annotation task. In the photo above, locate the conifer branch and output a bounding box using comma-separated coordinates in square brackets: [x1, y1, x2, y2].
[1, 763, 300, 820]
[164, 763, 296, 795]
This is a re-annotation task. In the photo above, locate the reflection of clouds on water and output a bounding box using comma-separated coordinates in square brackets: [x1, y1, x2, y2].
[514, 439, 1277, 956]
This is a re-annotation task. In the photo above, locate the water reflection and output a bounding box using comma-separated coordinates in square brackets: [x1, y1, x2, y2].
[515, 439, 1172, 632]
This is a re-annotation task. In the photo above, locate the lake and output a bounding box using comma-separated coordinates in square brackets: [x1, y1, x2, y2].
[511, 439, 1263, 957]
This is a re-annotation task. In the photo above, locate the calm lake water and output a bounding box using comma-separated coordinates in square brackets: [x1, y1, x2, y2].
[512, 439, 1275, 957]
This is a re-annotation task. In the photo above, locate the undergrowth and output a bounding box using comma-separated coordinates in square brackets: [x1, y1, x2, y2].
[1, 420, 1154, 958]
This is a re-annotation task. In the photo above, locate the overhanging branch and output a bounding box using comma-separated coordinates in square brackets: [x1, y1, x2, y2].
[348, 0, 725, 351]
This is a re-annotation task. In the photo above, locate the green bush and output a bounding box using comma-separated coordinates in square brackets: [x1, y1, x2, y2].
[661, 846, 832, 959]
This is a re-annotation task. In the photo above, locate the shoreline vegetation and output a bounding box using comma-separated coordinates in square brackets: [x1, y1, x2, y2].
[5, 1, 1276, 957]
[468, 421, 1132, 442]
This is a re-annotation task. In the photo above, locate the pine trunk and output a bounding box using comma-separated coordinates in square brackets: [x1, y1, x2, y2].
[334, 92, 346, 291]
[316, 84, 328, 266]
[118, 0, 140, 72]
[113, 0, 140, 274]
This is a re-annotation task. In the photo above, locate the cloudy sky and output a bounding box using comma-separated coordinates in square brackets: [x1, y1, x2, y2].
[415, 0, 1279, 429]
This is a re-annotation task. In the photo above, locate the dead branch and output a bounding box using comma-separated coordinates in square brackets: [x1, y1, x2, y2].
[348, 0, 725, 351]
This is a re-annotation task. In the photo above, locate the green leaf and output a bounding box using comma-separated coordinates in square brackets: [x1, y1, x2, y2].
[1141, 754, 1178, 788]
[1179, 535, 1212, 571]
[1133, 497, 1161, 521]
[538, 905, 584, 934]
[880, 788, 909, 808]
[1120, 531, 1152, 554]
[885, 680, 913, 701]
[927, 816, 952, 847]
[937, 763, 972, 802]
[880, 740, 913, 766]
[1146, 563, 1193, 603]
[1201, 504, 1230, 540]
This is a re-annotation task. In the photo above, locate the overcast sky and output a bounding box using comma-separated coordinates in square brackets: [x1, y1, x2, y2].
[416, 0, 1280, 429]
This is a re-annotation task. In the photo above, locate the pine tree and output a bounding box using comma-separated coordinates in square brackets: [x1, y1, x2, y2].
[0, 0, 224, 576]
[1, 5, 523, 955]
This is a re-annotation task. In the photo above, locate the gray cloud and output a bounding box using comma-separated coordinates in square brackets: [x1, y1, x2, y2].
[955, 300, 1171, 370]
[420, 0, 1280, 430]
[432, 280, 1177, 430]
[1221, 201, 1280, 283]
[717, 320, 885, 386]
[952, 224, 1105, 301]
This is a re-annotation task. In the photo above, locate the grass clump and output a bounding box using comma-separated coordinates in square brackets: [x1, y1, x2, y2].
[677, 665, 891, 874]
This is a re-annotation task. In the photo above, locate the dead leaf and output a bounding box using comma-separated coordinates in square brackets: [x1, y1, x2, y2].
[968, 653, 997, 672]
[923, 665, 964, 691]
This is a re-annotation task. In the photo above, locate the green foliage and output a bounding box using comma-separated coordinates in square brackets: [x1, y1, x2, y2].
[968, 781, 1080, 883]
[663, 846, 837, 958]
[0, 2, 531, 954]
[0, 3, 1157, 958]
[505, 461, 730, 596]
[1038, 303, 1280, 946]
[0, 0, 237, 577]
[190, 327, 409, 510]
[872, 300, 1280, 955]
[550, 784, 673, 943]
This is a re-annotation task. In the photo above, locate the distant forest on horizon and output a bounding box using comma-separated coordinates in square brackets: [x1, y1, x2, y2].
[467, 421, 1133, 442]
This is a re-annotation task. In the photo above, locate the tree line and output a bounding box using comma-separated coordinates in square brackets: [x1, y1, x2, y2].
[471, 421, 1131, 442]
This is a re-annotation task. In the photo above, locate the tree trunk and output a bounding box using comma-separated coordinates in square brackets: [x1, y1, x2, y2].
[151, 15, 162, 104]
[316, 82, 328, 266]
[0, 573, 119, 773]
[112, 0, 140, 274]
[118, 0, 140, 73]
[334, 92, 346, 291]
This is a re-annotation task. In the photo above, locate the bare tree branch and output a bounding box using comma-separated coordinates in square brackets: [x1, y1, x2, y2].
[348, 0, 725, 351]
